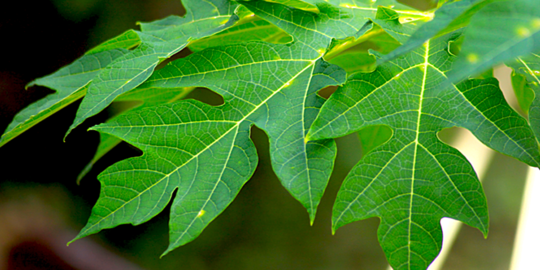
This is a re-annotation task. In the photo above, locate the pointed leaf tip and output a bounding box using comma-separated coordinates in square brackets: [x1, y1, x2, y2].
[312, 31, 537, 268]
[76, 39, 344, 254]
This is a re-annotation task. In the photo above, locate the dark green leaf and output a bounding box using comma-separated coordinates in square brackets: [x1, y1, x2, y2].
[241, 0, 430, 75]
[70, 41, 346, 254]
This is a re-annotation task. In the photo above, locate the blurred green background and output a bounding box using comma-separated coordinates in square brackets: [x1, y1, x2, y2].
[0, 0, 529, 269]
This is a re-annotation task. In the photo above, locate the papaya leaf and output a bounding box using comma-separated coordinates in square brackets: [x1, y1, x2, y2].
[308, 32, 540, 269]
[240, 0, 362, 50]
[447, 0, 540, 84]
[239, 0, 432, 83]
[0, 48, 128, 147]
[72, 0, 435, 257]
[70, 38, 347, 254]
[507, 53, 540, 142]
[65, 0, 240, 137]
[10, 0, 540, 268]
[78, 0, 374, 187]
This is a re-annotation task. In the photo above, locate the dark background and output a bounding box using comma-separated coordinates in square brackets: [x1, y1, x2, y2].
[0, 0, 529, 269]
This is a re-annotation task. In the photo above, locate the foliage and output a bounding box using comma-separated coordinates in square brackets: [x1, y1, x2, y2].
[2, 0, 540, 269]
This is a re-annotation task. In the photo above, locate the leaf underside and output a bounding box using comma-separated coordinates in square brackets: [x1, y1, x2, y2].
[308, 32, 540, 269]
[73, 40, 346, 254]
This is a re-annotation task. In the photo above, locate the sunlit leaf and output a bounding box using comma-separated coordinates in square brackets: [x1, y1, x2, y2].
[70, 36, 346, 253]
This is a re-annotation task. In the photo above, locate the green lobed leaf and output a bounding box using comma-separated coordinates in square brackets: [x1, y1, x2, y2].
[324, 5, 423, 73]
[447, 0, 540, 84]
[308, 32, 540, 269]
[507, 52, 540, 142]
[65, 0, 240, 137]
[240, 0, 363, 50]
[72, 0, 431, 256]
[0, 48, 129, 147]
[71, 38, 346, 254]
[13, 0, 540, 268]
[379, 0, 488, 63]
